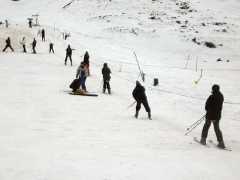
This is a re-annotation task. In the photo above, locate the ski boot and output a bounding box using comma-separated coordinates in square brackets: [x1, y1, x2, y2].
[102, 88, 106, 94]
[148, 112, 152, 120]
[135, 110, 139, 119]
[200, 137, 206, 145]
[108, 88, 111, 94]
[217, 141, 225, 149]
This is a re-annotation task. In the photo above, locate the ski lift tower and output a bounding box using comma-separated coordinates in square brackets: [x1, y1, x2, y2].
[32, 14, 40, 26]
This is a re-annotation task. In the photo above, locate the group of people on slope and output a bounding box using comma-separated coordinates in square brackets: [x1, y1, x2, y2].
[133, 82, 225, 148]
[71, 51, 112, 95]
[2, 28, 55, 54]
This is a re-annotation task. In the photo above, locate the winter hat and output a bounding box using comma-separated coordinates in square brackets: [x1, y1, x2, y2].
[212, 84, 220, 93]
[136, 80, 141, 86]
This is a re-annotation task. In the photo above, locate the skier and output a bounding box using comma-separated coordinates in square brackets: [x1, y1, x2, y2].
[132, 81, 151, 120]
[5, 19, 8, 28]
[49, 42, 54, 53]
[20, 37, 27, 53]
[102, 63, 111, 94]
[28, 18, 32, 28]
[2, 37, 14, 52]
[83, 51, 90, 75]
[32, 38, 37, 54]
[65, 45, 73, 66]
[76, 62, 88, 92]
[41, 29, 45, 41]
[200, 84, 225, 148]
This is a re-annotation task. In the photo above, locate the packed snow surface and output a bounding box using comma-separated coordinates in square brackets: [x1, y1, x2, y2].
[0, 0, 240, 179]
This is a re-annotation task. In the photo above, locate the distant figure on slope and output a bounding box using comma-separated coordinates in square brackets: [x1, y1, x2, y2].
[102, 63, 111, 94]
[132, 81, 151, 120]
[76, 62, 88, 92]
[2, 37, 14, 52]
[20, 37, 27, 53]
[41, 29, 45, 41]
[32, 38, 37, 54]
[28, 18, 32, 28]
[5, 19, 9, 28]
[65, 45, 73, 66]
[49, 42, 54, 53]
[83, 51, 90, 75]
[200, 84, 225, 148]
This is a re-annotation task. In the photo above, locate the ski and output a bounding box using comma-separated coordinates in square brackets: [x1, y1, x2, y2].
[208, 140, 232, 151]
[69, 91, 98, 97]
[193, 137, 210, 148]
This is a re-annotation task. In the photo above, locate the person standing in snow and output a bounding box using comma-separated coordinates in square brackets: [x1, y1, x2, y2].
[65, 44, 73, 66]
[28, 18, 32, 28]
[49, 42, 54, 53]
[32, 38, 37, 54]
[76, 62, 88, 92]
[132, 81, 151, 120]
[83, 51, 90, 75]
[41, 29, 45, 41]
[102, 63, 111, 94]
[20, 37, 27, 53]
[2, 37, 14, 52]
[200, 84, 225, 148]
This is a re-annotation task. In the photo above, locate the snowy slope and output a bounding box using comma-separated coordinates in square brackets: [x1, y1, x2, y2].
[0, 0, 240, 180]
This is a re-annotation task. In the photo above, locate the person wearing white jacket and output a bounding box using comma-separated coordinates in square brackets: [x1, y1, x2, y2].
[20, 37, 26, 53]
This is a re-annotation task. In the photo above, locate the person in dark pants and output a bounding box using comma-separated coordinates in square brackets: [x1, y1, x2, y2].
[102, 63, 111, 94]
[28, 19, 32, 28]
[2, 37, 14, 52]
[200, 84, 225, 148]
[49, 43, 54, 53]
[41, 29, 45, 41]
[76, 62, 87, 92]
[132, 81, 151, 120]
[65, 45, 73, 66]
[20, 37, 27, 53]
[83, 51, 90, 75]
[32, 38, 37, 54]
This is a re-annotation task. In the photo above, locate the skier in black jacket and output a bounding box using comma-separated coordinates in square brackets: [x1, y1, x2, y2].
[2, 37, 14, 52]
[41, 29, 45, 41]
[65, 45, 73, 66]
[102, 63, 111, 94]
[132, 81, 151, 119]
[200, 84, 225, 148]
[32, 38, 37, 54]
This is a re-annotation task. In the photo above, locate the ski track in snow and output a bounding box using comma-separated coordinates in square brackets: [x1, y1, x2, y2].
[0, 0, 240, 180]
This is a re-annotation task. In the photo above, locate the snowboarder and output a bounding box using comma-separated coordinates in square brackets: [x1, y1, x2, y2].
[200, 84, 225, 148]
[20, 37, 27, 53]
[49, 42, 54, 53]
[32, 38, 37, 54]
[2, 37, 14, 52]
[102, 63, 111, 94]
[76, 62, 88, 92]
[41, 29, 45, 41]
[83, 51, 90, 75]
[65, 44, 73, 66]
[132, 81, 151, 120]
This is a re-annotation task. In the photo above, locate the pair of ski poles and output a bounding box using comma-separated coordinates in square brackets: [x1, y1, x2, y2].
[185, 115, 206, 135]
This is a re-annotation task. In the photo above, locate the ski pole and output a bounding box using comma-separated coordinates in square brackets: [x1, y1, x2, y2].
[185, 115, 205, 136]
[186, 115, 205, 130]
[127, 101, 136, 109]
